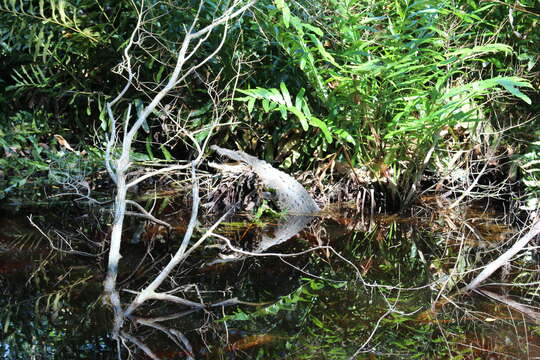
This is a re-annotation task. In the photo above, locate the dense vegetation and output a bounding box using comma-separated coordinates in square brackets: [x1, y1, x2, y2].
[1, 0, 540, 358]
[1, 0, 538, 209]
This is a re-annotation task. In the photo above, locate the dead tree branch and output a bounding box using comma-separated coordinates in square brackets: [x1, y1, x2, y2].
[101, 0, 257, 341]
[464, 218, 540, 292]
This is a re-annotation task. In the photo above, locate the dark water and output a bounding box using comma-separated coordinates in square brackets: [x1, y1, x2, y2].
[1, 200, 538, 359]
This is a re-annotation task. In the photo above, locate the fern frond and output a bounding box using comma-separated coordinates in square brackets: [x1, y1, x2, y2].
[0, 0, 99, 44]
[6, 64, 51, 95]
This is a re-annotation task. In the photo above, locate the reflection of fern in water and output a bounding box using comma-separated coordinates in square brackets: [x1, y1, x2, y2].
[2, 229, 45, 252]
[1, 253, 103, 359]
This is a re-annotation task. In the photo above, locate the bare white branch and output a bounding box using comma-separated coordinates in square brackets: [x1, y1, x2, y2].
[464, 218, 540, 291]
[100, 0, 257, 344]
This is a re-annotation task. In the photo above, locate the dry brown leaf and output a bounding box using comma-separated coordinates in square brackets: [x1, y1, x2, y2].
[53, 134, 75, 152]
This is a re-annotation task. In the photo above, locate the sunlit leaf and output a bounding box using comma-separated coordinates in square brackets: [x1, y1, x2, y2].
[278, 105, 288, 120]
[335, 129, 356, 145]
[288, 106, 308, 130]
[311, 315, 325, 328]
[302, 23, 323, 36]
[247, 97, 255, 114]
[280, 82, 293, 107]
[281, 2, 291, 28]
[295, 88, 305, 109]
[145, 135, 154, 160]
[160, 145, 173, 160]
[446, 43, 513, 59]
[494, 77, 533, 104]
[155, 65, 165, 83]
[309, 117, 332, 143]
[262, 98, 270, 112]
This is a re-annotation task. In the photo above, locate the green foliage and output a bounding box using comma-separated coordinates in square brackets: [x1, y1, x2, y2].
[1, 0, 538, 210]
[241, 0, 537, 204]
[236, 83, 333, 143]
[520, 127, 540, 212]
[0, 0, 126, 121]
[0, 0, 132, 199]
[0, 108, 104, 200]
[0, 110, 53, 199]
[0, 0, 238, 199]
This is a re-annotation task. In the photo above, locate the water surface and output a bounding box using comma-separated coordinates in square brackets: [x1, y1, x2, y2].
[1, 199, 537, 359]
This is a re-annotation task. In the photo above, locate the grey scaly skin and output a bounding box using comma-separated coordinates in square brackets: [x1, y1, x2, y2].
[211, 145, 320, 215]
[208, 145, 319, 262]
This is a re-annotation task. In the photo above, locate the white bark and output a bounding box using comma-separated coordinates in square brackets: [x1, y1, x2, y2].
[464, 218, 540, 292]
[101, 0, 257, 340]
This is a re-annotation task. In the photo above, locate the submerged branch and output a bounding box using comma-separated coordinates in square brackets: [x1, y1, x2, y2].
[478, 289, 540, 324]
[464, 218, 540, 292]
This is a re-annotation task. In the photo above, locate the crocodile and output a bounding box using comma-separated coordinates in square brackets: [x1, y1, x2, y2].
[210, 145, 320, 215]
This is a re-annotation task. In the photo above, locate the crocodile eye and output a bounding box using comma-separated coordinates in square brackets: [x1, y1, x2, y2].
[262, 191, 275, 200]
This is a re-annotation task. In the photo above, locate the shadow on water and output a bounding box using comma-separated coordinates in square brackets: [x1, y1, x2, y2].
[1, 198, 539, 359]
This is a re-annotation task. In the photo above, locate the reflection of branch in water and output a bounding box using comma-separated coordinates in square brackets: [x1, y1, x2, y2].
[120, 331, 160, 360]
[211, 232, 362, 278]
[125, 200, 172, 228]
[478, 289, 540, 325]
[464, 219, 540, 292]
[131, 308, 201, 324]
[28, 215, 100, 257]
[135, 318, 194, 360]
[123, 299, 271, 360]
